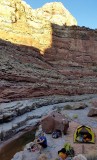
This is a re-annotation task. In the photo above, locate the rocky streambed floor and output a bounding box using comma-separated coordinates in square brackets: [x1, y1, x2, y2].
[0, 94, 97, 160]
[11, 122, 97, 160]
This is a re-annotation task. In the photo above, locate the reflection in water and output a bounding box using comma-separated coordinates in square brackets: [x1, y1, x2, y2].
[0, 129, 36, 160]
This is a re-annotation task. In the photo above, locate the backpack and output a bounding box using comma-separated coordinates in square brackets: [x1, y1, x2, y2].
[64, 143, 75, 157]
[52, 130, 62, 139]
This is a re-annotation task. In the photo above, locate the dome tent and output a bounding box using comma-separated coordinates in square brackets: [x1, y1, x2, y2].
[74, 125, 95, 143]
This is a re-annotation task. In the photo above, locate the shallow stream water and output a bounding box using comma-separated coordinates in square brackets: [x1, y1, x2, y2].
[0, 128, 36, 160]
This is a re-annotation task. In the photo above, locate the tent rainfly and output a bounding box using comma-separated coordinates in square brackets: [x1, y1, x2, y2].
[74, 125, 95, 143]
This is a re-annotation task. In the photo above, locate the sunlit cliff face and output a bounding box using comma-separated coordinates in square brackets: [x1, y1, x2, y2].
[1, 1, 97, 102]
[0, 0, 77, 54]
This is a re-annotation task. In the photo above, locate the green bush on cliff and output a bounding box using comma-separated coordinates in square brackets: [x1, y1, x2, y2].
[73, 114, 78, 119]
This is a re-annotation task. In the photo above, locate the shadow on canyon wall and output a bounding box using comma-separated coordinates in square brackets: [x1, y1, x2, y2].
[0, 24, 97, 102]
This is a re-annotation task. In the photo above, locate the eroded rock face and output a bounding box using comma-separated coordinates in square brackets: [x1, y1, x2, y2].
[0, 1, 77, 53]
[88, 108, 97, 117]
[0, 0, 97, 102]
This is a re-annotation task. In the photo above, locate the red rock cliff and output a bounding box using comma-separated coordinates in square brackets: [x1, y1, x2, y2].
[0, 0, 97, 102]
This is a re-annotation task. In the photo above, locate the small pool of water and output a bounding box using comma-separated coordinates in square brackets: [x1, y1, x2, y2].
[0, 128, 36, 160]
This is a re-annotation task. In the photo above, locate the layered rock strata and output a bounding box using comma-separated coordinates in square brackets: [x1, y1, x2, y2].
[0, 0, 97, 102]
[0, 0, 77, 53]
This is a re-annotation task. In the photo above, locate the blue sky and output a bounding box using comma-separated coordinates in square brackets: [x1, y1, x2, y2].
[24, 0, 97, 29]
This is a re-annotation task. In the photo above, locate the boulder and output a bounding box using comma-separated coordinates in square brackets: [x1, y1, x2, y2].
[91, 99, 97, 107]
[3, 112, 15, 122]
[73, 103, 88, 110]
[64, 103, 88, 110]
[88, 107, 97, 117]
[41, 111, 69, 134]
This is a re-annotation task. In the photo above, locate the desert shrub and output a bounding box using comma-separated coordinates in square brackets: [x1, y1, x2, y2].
[64, 105, 72, 110]
[73, 114, 78, 119]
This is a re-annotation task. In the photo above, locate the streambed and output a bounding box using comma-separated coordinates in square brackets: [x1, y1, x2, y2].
[0, 128, 36, 160]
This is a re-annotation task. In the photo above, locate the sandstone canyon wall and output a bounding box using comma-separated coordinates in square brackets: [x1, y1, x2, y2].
[0, 0, 97, 102]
